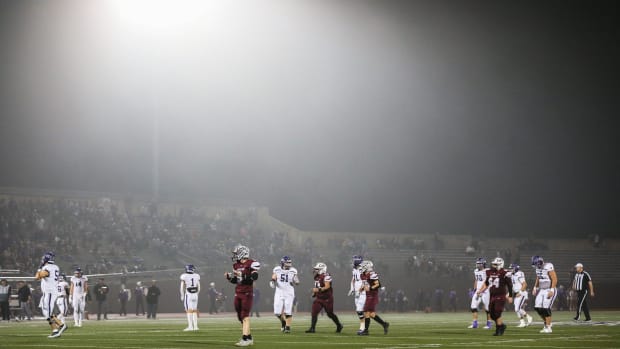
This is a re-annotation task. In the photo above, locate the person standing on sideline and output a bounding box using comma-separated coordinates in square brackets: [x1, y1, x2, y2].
[35, 251, 67, 338]
[69, 268, 88, 327]
[208, 282, 219, 314]
[180, 265, 200, 331]
[572, 263, 594, 322]
[0, 279, 11, 321]
[93, 278, 109, 320]
[118, 284, 131, 316]
[532, 255, 558, 333]
[225, 244, 261, 347]
[146, 280, 161, 319]
[508, 263, 533, 327]
[17, 281, 33, 320]
[134, 281, 145, 316]
[305, 262, 344, 334]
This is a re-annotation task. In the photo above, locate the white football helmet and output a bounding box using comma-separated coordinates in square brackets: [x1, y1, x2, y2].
[313, 262, 327, 275]
[232, 245, 250, 262]
[491, 257, 504, 269]
[360, 260, 374, 273]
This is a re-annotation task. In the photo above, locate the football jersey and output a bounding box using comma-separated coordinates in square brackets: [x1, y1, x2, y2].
[536, 262, 555, 289]
[71, 276, 88, 295]
[272, 266, 298, 294]
[313, 273, 333, 300]
[474, 268, 489, 293]
[485, 268, 512, 297]
[180, 273, 201, 293]
[511, 270, 526, 293]
[232, 258, 261, 293]
[57, 280, 70, 297]
[365, 271, 380, 297]
[351, 267, 363, 294]
[40, 263, 60, 293]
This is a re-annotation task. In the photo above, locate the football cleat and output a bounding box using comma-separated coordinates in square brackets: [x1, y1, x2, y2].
[284, 326, 291, 333]
[526, 315, 533, 325]
[540, 326, 552, 333]
[517, 320, 527, 328]
[483, 324, 492, 329]
[183, 327, 193, 332]
[48, 330, 61, 338]
[468, 324, 478, 329]
[336, 324, 343, 333]
[58, 324, 67, 335]
[305, 328, 315, 333]
[383, 322, 390, 334]
[234, 339, 253, 347]
[357, 329, 369, 336]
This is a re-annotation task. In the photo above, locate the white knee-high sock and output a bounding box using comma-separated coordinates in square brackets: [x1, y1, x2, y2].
[186, 313, 193, 329]
[192, 312, 198, 329]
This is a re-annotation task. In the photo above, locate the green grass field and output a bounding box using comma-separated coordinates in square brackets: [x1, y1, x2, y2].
[2, 311, 619, 349]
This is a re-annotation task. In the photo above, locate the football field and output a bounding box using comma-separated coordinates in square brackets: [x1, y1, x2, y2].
[2, 311, 619, 349]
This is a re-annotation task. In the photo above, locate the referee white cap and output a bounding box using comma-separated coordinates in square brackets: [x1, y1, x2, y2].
[575, 263, 584, 268]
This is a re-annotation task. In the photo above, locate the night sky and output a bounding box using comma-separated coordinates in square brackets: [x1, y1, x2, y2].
[0, 0, 618, 235]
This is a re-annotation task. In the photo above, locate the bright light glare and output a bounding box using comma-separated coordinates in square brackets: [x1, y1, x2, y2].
[103, 0, 220, 35]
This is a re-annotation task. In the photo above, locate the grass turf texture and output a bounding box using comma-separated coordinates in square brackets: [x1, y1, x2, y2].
[2, 311, 619, 349]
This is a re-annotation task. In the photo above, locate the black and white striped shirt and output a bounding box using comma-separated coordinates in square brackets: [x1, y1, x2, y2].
[573, 271, 592, 292]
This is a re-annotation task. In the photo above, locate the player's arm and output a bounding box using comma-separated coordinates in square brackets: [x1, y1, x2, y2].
[319, 280, 332, 293]
[520, 277, 527, 293]
[291, 272, 299, 286]
[270, 272, 277, 288]
[546, 269, 557, 298]
[84, 281, 89, 295]
[588, 279, 594, 297]
[70, 282, 75, 297]
[477, 275, 489, 295]
[180, 280, 185, 301]
[532, 275, 540, 295]
[196, 280, 201, 294]
[35, 268, 49, 280]
[369, 278, 381, 291]
[349, 275, 356, 296]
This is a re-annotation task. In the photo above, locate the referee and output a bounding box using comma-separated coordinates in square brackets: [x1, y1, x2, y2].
[572, 263, 594, 322]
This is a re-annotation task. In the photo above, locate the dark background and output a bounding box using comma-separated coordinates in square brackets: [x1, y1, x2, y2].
[0, 0, 618, 235]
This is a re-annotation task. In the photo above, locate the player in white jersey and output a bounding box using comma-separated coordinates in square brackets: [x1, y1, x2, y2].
[180, 264, 201, 331]
[348, 255, 366, 333]
[531, 255, 558, 333]
[507, 264, 533, 327]
[35, 251, 67, 338]
[55, 274, 70, 326]
[70, 267, 88, 327]
[270, 256, 299, 333]
[468, 257, 492, 329]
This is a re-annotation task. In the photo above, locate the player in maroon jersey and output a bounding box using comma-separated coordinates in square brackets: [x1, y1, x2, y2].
[225, 245, 261, 347]
[305, 262, 343, 333]
[477, 257, 513, 336]
[358, 261, 389, 336]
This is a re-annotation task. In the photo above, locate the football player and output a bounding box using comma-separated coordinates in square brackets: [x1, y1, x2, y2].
[225, 245, 260, 347]
[358, 261, 389, 336]
[477, 257, 513, 336]
[35, 251, 67, 338]
[468, 257, 492, 329]
[348, 255, 366, 333]
[305, 262, 343, 334]
[532, 255, 558, 333]
[180, 264, 201, 331]
[270, 256, 299, 333]
[55, 274, 70, 327]
[70, 268, 88, 327]
[507, 263, 533, 327]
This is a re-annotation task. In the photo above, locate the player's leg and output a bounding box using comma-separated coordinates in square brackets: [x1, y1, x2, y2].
[581, 290, 591, 321]
[490, 298, 506, 336]
[306, 300, 321, 332]
[283, 295, 294, 332]
[192, 294, 199, 330]
[183, 294, 193, 331]
[469, 294, 480, 328]
[323, 298, 343, 333]
[481, 292, 492, 329]
[237, 293, 253, 345]
[274, 294, 285, 331]
[356, 293, 366, 331]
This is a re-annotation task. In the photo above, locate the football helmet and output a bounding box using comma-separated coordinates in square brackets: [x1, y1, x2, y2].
[231, 245, 250, 262]
[281, 256, 292, 269]
[360, 260, 374, 273]
[185, 264, 195, 273]
[313, 262, 327, 275]
[74, 268, 82, 277]
[352, 255, 363, 268]
[531, 255, 544, 268]
[41, 251, 55, 266]
[491, 257, 504, 270]
[508, 263, 520, 272]
[475, 257, 487, 269]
